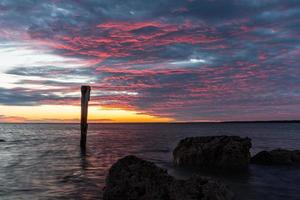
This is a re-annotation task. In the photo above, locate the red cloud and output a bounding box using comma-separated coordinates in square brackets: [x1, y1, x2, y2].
[33, 20, 221, 61]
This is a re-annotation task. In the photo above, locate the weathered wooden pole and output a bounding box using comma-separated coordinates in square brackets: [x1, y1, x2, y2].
[80, 85, 91, 149]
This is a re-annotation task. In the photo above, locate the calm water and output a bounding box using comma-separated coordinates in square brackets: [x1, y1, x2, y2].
[0, 123, 299, 200]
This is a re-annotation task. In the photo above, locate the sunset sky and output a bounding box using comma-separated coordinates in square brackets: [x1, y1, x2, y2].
[0, 0, 299, 122]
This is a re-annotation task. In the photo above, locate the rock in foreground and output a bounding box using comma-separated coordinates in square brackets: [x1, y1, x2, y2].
[251, 149, 300, 165]
[173, 136, 252, 170]
[103, 155, 234, 200]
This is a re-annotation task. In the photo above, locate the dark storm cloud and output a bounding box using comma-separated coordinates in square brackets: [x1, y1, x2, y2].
[1, 0, 300, 121]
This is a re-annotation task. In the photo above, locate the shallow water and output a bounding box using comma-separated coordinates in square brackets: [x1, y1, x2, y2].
[0, 123, 299, 200]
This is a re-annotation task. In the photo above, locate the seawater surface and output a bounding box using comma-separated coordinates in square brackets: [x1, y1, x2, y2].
[0, 123, 299, 200]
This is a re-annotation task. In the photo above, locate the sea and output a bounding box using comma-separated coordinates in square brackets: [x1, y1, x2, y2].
[0, 123, 299, 200]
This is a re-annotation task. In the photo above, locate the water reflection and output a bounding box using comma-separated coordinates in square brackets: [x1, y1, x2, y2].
[80, 148, 88, 170]
[0, 123, 299, 200]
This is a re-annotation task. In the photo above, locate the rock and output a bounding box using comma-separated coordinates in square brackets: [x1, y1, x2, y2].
[173, 136, 252, 170]
[170, 176, 234, 200]
[0, 139, 5, 142]
[251, 149, 300, 165]
[103, 155, 234, 200]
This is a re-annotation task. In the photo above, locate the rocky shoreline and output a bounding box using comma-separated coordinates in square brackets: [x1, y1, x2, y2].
[103, 155, 234, 200]
[173, 136, 252, 170]
[103, 135, 299, 199]
[251, 149, 300, 165]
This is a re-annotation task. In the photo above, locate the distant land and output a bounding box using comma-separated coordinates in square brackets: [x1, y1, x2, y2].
[0, 120, 299, 124]
[220, 120, 300, 123]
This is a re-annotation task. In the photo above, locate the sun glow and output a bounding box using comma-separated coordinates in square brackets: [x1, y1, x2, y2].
[0, 105, 173, 123]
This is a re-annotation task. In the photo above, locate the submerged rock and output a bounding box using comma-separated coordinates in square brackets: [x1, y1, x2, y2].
[173, 136, 252, 170]
[251, 149, 300, 165]
[103, 155, 234, 200]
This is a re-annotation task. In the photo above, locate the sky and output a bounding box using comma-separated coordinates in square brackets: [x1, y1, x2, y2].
[0, 0, 299, 123]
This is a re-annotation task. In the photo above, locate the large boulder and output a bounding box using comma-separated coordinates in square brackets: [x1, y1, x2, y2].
[173, 136, 252, 170]
[251, 149, 300, 165]
[103, 155, 234, 200]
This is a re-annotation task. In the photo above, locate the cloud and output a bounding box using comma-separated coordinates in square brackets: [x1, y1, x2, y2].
[0, 87, 62, 106]
[0, 0, 299, 121]
[0, 115, 27, 122]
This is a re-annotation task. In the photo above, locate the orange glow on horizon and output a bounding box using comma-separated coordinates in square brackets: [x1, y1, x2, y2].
[0, 105, 174, 123]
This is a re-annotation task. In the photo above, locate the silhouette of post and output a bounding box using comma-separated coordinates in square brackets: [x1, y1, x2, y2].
[80, 85, 91, 149]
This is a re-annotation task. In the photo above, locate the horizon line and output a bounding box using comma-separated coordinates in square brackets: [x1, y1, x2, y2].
[0, 120, 299, 124]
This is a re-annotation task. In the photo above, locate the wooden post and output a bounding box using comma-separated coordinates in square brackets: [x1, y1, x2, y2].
[80, 85, 91, 149]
